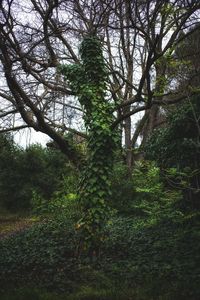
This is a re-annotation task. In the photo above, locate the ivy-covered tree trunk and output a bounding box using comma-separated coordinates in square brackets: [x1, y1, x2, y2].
[59, 36, 116, 253]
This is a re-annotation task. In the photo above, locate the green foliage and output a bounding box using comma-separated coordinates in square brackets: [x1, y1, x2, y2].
[132, 160, 182, 222]
[31, 164, 79, 217]
[174, 25, 200, 89]
[0, 135, 74, 211]
[110, 159, 182, 220]
[110, 161, 135, 214]
[31, 191, 79, 220]
[103, 213, 200, 300]
[60, 35, 118, 251]
[144, 95, 200, 209]
[0, 287, 137, 300]
[0, 134, 25, 210]
[0, 288, 63, 300]
[0, 214, 79, 292]
[1, 210, 200, 299]
[0, 154, 199, 298]
[145, 95, 200, 169]
[67, 286, 135, 300]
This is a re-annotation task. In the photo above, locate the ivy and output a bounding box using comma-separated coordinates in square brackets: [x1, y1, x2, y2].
[59, 35, 117, 253]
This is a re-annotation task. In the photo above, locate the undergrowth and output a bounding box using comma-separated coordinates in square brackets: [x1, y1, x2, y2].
[0, 212, 200, 300]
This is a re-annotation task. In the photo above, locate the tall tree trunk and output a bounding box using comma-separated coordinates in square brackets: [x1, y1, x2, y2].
[60, 35, 117, 254]
[141, 105, 160, 146]
[124, 109, 132, 170]
[141, 54, 166, 146]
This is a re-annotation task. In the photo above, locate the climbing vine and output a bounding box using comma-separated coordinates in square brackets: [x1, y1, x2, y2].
[59, 36, 117, 253]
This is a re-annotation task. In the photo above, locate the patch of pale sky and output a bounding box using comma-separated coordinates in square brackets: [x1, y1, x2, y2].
[14, 128, 50, 148]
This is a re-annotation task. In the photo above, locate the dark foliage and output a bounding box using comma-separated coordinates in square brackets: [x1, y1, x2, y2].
[145, 95, 200, 169]
[0, 212, 199, 300]
[144, 95, 200, 209]
[0, 135, 73, 211]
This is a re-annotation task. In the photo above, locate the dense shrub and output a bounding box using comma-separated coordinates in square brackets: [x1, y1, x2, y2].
[131, 160, 182, 221]
[0, 136, 76, 211]
[31, 192, 79, 219]
[1, 127, 199, 299]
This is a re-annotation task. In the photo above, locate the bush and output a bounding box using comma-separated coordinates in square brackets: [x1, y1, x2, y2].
[0, 134, 25, 210]
[31, 191, 79, 217]
[131, 160, 182, 222]
[0, 136, 77, 211]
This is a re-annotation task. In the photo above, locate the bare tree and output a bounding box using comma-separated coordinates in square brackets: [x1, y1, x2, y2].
[0, 0, 200, 168]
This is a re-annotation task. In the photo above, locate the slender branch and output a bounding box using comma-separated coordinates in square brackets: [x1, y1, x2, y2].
[0, 109, 18, 118]
[0, 125, 28, 133]
[111, 104, 149, 129]
[54, 100, 84, 113]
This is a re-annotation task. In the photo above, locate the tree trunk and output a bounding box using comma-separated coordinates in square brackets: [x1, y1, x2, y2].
[141, 105, 160, 146]
[60, 35, 117, 254]
[124, 114, 132, 170]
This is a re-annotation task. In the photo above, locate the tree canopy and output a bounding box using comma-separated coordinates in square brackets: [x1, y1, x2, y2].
[0, 0, 200, 167]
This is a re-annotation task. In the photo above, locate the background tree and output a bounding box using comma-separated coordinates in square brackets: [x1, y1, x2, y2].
[145, 94, 200, 209]
[173, 24, 200, 91]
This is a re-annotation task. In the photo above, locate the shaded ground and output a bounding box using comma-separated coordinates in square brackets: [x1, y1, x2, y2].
[0, 213, 39, 239]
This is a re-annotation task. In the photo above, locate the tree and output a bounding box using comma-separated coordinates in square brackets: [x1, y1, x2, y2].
[59, 35, 117, 251]
[171, 24, 200, 91]
[0, 1, 200, 164]
[145, 94, 200, 209]
[0, 0, 200, 249]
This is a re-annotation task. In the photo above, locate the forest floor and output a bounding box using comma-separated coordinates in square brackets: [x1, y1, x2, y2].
[0, 213, 39, 239]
